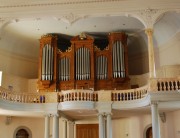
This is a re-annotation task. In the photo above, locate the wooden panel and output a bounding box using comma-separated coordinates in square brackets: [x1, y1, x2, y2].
[76, 124, 98, 138]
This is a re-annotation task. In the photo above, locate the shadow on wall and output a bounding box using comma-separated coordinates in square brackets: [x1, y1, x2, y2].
[128, 32, 149, 75]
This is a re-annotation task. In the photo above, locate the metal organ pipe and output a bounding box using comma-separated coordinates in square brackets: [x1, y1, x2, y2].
[75, 47, 90, 80]
[76, 50, 78, 80]
[96, 55, 107, 80]
[50, 47, 53, 81]
[59, 57, 70, 81]
[82, 47, 84, 80]
[104, 56, 107, 79]
[41, 44, 54, 81]
[87, 49, 90, 79]
[117, 41, 120, 78]
[85, 48, 88, 79]
[45, 45, 48, 80]
[120, 43, 125, 78]
[42, 45, 46, 80]
[112, 40, 126, 79]
[113, 42, 117, 78]
[47, 45, 51, 80]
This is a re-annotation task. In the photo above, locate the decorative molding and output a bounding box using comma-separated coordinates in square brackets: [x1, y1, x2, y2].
[59, 13, 87, 25]
[134, 8, 167, 28]
[5, 116, 12, 125]
[159, 112, 166, 123]
[0, 0, 121, 9]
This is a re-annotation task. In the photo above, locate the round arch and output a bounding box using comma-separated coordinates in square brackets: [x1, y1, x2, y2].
[13, 126, 32, 138]
[143, 124, 152, 138]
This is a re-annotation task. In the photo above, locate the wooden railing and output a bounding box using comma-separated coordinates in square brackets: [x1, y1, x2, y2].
[112, 85, 148, 101]
[0, 87, 58, 103]
[58, 89, 98, 102]
[149, 78, 180, 92]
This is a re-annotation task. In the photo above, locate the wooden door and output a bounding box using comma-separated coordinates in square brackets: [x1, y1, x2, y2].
[146, 127, 152, 138]
[76, 124, 99, 138]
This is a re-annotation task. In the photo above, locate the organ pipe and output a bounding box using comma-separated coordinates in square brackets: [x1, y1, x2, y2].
[112, 40, 125, 78]
[42, 45, 46, 80]
[75, 47, 90, 80]
[59, 57, 70, 81]
[41, 44, 54, 81]
[96, 55, 108, 80]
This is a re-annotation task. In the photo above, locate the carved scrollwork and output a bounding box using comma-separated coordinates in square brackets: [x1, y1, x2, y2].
[59, 13, 87, 24]
[135, 8, 168, 28]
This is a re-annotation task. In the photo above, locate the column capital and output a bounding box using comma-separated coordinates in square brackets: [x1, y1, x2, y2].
[98, 113, 105, 117]
[51, 113, 59, 117]
[44, 114, 51, 117]
[105, 112, 112, 116]
[151, 101, 159, 105]
[145, 28, 153, 36]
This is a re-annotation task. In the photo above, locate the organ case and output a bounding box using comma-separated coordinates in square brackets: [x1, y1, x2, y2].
[37, 32, 130, 92]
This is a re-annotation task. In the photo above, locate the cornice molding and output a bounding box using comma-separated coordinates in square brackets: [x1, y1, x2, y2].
[0, 7, 179, 29]
[0, 0, 121, 9]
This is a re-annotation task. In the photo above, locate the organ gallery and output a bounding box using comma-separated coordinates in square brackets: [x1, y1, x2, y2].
[37, 32, 130, 92]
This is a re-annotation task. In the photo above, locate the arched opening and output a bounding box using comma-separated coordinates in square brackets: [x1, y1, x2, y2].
[16, 129, 29, 138]
[146, 126, 152, 138]
[13, 126, 32, 138]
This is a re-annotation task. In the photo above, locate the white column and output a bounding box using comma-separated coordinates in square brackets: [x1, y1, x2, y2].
[44, 114, 50, 138]
[73, 123, 76, 138]
[98, 113, 104, 138]
[63, 120, 67, 138]
[52, 114, 59, 138]
[106, 113, 112, 138]
[145, 29, 156, 78]
[151, 102, 161, 138]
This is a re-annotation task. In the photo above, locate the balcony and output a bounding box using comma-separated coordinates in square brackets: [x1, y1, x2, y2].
[0, 77, 179, 112]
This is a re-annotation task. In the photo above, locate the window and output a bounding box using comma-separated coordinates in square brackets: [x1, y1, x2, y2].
[0, 71, 2, 86]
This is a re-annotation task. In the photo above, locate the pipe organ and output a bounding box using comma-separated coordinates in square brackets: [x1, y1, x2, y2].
[37, 32, 130, 92]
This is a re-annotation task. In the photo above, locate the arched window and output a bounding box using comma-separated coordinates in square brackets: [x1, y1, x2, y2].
[14, 126, 32, 138]
[16, 129, 29, 138]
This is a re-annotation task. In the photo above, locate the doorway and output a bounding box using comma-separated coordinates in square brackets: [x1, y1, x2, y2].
[76, 124, 99, 138]
[146, 126, 152, 138]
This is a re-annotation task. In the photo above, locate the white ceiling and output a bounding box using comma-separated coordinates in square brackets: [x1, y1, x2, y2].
[1, 11, 180, 58]
[3, 16, 144, 40]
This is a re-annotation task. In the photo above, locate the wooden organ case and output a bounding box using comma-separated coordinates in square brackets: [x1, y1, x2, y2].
[37, 32, 130, 92]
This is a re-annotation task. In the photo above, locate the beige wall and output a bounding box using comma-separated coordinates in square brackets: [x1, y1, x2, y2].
[0, 48, 38, 79]
[0, 116, 44, 138]
[0, 116, 65, 138]
[0, 110, 180, 138]
[158, 32, 180, 67]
